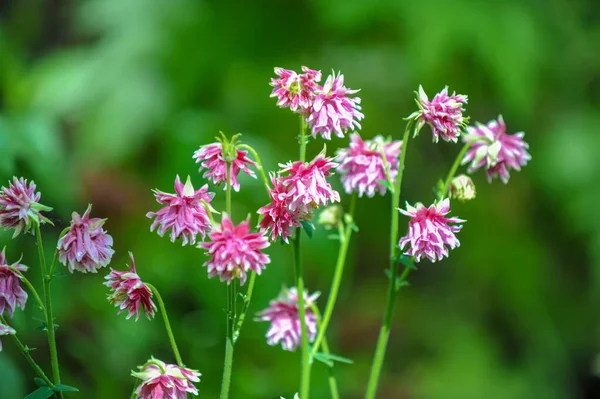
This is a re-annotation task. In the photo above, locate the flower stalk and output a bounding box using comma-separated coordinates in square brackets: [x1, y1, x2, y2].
[146, 283, 183, 367]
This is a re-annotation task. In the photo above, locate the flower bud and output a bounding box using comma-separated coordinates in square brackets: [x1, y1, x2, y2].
[317, 205, 342, 230]
[449, 175, 476, 201]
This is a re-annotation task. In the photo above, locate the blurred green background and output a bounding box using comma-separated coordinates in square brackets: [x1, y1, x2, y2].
[1, 0, 599, 398]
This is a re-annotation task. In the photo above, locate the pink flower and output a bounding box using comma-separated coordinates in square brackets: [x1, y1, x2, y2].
[0, 177, 52, 237]
[0, 321, 16, 351]
[270, 66, 322, 113]
[307, 72, 364, 140]
[147, 176, 215, 246]
[193, 143, 257, 192]
[336, 133, 402, 197]
[132, 357, 200, 399]
[414, 86, 468, 143]
[57, 205, 114, 273]
[399, 199, 465, 263]
[461, 115, 531, 183]
[104, 253, 156, 321]
[200, 214, 270, 285]
[0, 248, 28, 317]
[256, 287, 319, 351]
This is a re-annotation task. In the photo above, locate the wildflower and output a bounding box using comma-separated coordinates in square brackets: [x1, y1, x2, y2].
[0, 177, 52, 238]
[449, 175, 476, 201]
[461, 115, 531, 183]
[307, 72, 364, 140]
[104, 253, 156, 321]
[399, 199, 465, 263]
[147, 176, 215, 246]
[413, 86, 468, 143]
[132, 357, 200, 399]
[256, 287, 319, 351]
[0, 321, 16, 351]
[336, 133, 402, 197]
[57, 205, 114, 273]
[0, 248, 28, 317]
[200, 214, 270, 285]
[317, 205, 343, 230]
[270, 66, 322, 113]
[193, 142, 257, 192]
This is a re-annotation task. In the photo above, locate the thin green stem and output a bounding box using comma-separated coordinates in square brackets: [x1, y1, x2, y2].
[146, 283, 183, 367]
[439, 138, 478, 200]
[48, 251, 58, 279]
[310, 305, 340, 399]
[236, 144, 271, 194]
[8, 266, 45, 313]
[233, 271, 256, 343]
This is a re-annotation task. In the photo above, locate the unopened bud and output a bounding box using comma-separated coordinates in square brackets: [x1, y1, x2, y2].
[449, 175, 476, 201]
[317, 205, 342, 230]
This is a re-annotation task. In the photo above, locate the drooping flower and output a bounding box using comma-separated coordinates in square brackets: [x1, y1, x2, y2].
[0, 321, 16, 351]
[193, 142, 257, 192]
[399, 199, 465, 263]
[270, 66, 322, 113]
[449, 175, 476, 201]
[132, 357, 200, 399]
[57, 205, 114, 273]
[256, 287, 319, 351]
[104, 253, 156, 321]
[336, 133, 402, 197]
[147, 176, 215, 246]
[413, 86, 468, 143]
[200, 214, 270, 285]
[0, 177, 52, 238]
[0, 248, 28, 317]
[461, 115, 531, 183]
[307, 72, 364, 140]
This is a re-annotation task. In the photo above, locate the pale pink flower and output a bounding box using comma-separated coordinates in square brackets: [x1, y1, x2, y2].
[0, 177, 52, 237]
[461, 115, 531, 183]
[193, 143, 257, 192]
[256, 287, 319, 352]
[399, 199, 465, 263]
[270, 66, 322, 113]
[104, 253, 156, 321]
[0, 321, 16, 351]
[0, 248, 28, 317]
[200, 214, 270, 285]
[147, 176, 215, 246]
[307, 73, 364, 140]
[132, 357, 200, 399]
[57, 205, 114, 273]
[336, 133, 402, 197]
[414, 85, 468, 143]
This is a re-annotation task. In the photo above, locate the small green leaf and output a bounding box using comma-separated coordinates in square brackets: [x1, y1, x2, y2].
[327, 234, 340, 241]
[376, 179, 393, 192]
[320, 352, 354, 365]
[384, 269, 410, 291]
[313, 352, 334, 367]
[52, 272, 71, 278]
[53, 384, 79, 392]
[350, 224, 359, 232]
[396, 255, 417, 270]
[25, 387, 54, 399]
[300, 221, 314, 239]
[33, 378, 47, 387]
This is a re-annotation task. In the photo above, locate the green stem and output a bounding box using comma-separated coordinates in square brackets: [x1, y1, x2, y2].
[236, 144, 271, 194]
[8, 266, 45, 313]
[310, 305, 340, 399]
[48, 251, 59, 279]
[146, 284, 183, 367]
[439, 138, 478, 200]
[233, 271, 256, 343]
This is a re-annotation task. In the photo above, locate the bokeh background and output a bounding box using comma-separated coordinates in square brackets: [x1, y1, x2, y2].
[1, 0, 599, 398]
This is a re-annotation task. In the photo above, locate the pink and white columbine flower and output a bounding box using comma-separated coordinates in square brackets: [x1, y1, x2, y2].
[461, 115, 531, 183]
[307, 72, 364, 140]
[147, 176, 215, 246]
[104, 253, 156, 321]
[336, 133, 403, 197]
[0, 321, 16, 351]
[270, 66, 322, 113]
[193, 143, 257, 192]
[0, 248, 28, 317]
[0, 177, 52, 237]
[200, 214, 270, 285]
[132, 357, 200, 399]
[414, 86, 468, 143]
[256, 287, 319, 351]
[399, 199, 465, 263]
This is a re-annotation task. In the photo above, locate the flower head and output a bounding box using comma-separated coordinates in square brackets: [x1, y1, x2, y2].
[132, 357, 200, 399]
[461, 116, 531, 183]
[449, 175, 476, 201]
[104, 253, 156, 321]
[193, 141, 257, 192]
[336, 133, 402, 197]
[147, 176, 215, 246]
[399, 199, 465, 263]
[0, 321, 16, 351]
[0, 177, 52, 238]
[200, 214, 270, 285]
[307, 73, 364, 140]
[57, 205, 114, 273]
[256, 287, 319, 351]
[0, 248, 28, 317]
[414, 86, 468, 143]
[270, 66, 322, 113]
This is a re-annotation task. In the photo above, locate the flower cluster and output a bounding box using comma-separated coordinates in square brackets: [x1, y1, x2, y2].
[0, 177, 52, 237]
[193, 142, 257, 192]
[132, 357, 200, 399]
[0, 248, 28, 317]
[414, 85, 468, 143]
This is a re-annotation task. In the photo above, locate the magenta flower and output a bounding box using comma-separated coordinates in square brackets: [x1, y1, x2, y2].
[461, 115, 531, 183]
[200, 214, 270, 285]
[132, 357, 200, 399]
[307, 73, 364, 140]
[256, 287, 319, 351]
[104, 253, 156, 321]
[147, 176, 215, 246]
[57, 205, 114, 273]
[0, 321, 16, 351]
[270, 66, 322, 113]
[336, 133, 402, 197]
[399, 199, 465, 263]
[414, 86, 468, 143]
[0, 177, 52, 238]
[0, 248, 28, 317]
[193, 143, 257, 192]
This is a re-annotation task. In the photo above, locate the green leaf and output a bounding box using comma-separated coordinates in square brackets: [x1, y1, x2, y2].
[33, 378, 47, 387]
[320, 352, 354, 365]
[397, 255, 417, 270]
[53, 384, 79, 392]
[376, 179, 393, 192]
[384, 269, 411, 291]
[313, 352, 334, 367]
[25, 387, 54, 399]
[327, 234, 340, 241]
[52, 272, 71, 279]
[300, 221, 314, 239]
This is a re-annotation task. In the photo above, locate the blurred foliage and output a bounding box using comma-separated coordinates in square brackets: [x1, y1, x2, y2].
[1, 0, 600, 398]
